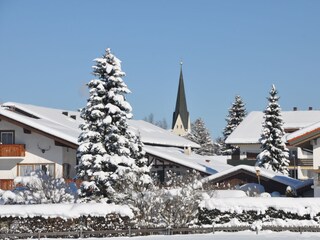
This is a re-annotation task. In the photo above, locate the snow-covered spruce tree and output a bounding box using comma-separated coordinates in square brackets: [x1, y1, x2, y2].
[187, 118, 215, 156]
[256, 84, 289, 175]
[76, 48, 151, 204]
[222, 95, 246, 155]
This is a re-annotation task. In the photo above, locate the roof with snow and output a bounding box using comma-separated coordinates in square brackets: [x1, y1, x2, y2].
[144, 145, 231, 175]
[202, 164, 313, 191]
[287, 121, 320, 146]
[0, 102, 199, 149]
[226, 110, 320, 144]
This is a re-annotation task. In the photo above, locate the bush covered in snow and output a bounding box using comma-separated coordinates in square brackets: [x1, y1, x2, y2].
[135, 170, 204, 228]
[0, 170, 77, 204]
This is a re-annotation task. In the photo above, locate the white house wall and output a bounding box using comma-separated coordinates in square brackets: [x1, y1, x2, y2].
[312, 138, 320, 169]
[238, 144, 261, 159]
[310, 138, 320, 197]
[297, 147, 313, 160]
[0, 120, 64, 179]
[62, 147, 77, 178]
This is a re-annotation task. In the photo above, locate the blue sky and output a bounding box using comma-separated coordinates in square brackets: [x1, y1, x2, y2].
[1, 1, 320, 138]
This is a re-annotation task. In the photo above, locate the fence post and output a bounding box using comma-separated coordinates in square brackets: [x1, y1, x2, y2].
[128, 226, 132, 237]
[79, 228, 83, 238]
[167, 226, 171, 235]
[212, 224, 215, 234]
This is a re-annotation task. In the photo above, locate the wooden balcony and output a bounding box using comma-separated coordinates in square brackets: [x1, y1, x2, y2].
[0, 144, 25, 157]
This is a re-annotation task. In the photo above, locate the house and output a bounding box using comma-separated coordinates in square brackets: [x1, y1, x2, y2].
[225, 109, 320, 179]
[286, 121, 320, 197]
[201, 165, 313, 197]
[0, 102, 230, 189]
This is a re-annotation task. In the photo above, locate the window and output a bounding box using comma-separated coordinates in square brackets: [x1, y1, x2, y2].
[18, 163, 55, 177]
[63, 163, 71, 178]
[157, 170, 165, 183]
[0, 131, 14, 144]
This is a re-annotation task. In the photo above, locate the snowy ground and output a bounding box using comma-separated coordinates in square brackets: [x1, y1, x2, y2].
[39, 231, 320, 240]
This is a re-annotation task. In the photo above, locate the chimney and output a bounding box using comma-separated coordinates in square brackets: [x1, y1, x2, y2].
[293, 107, 297, 111]
[184, 145, 191, 155]
[309, 107, 313, 111]
[62, 111, 68, 116]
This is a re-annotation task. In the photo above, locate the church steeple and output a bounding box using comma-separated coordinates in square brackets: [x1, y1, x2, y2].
[172, 62, 190, 136]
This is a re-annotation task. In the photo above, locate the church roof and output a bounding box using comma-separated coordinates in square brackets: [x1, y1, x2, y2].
[172, 65, 189, 129]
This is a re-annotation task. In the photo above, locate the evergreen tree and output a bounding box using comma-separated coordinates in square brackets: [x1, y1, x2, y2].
[222, 95, 247, 155]
[76, 48, 151, 203]
[187, 118, 215, 156]
[256, 84, 289, 175]
[143, 113, 168, 129]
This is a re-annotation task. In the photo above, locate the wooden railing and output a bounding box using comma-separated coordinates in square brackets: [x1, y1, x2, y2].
[0, 144, 25, 157]
[0, 179, 81, 190]
[0, 179, 14, 190]
[289, 158, 313, 167]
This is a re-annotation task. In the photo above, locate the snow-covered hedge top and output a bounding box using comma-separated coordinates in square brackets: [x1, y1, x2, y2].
[0, 203, 134, 219]
[200, 197, 320, 218]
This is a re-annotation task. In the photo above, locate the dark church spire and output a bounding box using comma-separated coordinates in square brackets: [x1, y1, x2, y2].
[172, 62, 190, 136]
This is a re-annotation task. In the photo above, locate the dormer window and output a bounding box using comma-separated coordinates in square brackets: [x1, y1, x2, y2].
[0, 130, 14, 144]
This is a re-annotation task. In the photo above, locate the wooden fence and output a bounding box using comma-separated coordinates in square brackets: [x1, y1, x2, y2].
[0, 225, 320, 239]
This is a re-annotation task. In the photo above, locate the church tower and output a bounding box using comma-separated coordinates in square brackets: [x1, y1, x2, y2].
[172, 62, 190, 136]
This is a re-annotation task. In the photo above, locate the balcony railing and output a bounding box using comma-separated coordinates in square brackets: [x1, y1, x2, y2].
[0, 144, 25, 157]
[289, 158, 313, 167]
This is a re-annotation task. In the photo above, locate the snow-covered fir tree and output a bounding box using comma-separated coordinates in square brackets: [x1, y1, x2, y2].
[76, 48, 151, 204]
[256, 84, 289, 175]
[187, 118, 215, 156]
[222, 95, 247, 155]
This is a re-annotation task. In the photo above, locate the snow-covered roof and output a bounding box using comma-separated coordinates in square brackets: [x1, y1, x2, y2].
[226, 110, 320, 144]
[286, 121, 320, 145]
[0, 102, 199, 149]
[202, 165, 313, 190]
[0, 102, 81, 145]
[144, 145, 232, 175]
[128, 120, 199, 148]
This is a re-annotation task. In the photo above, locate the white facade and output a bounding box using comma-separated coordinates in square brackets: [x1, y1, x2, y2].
[172, 115, 190, 136]
[311, 138, 320, 197]
[0, 119, 76, 179]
